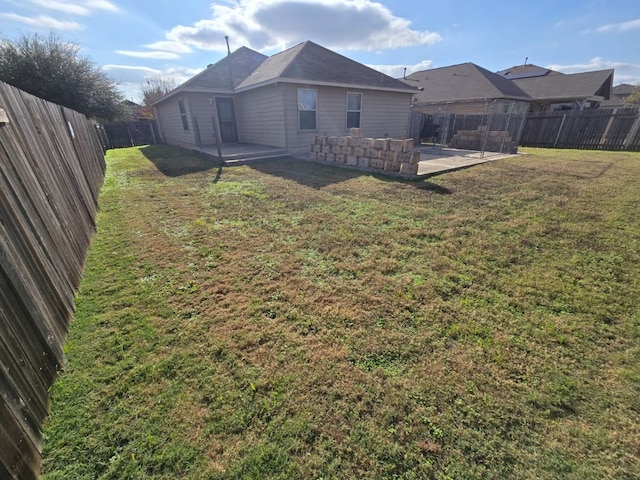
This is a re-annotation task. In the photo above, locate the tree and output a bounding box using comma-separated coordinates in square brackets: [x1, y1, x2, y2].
[626, 84, 640, 105]
[139, 74, 177, 119]
[0, 32, 124, 120]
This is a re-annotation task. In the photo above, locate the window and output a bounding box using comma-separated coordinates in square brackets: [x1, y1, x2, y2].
[346, 92, 362, 129]
[298, 89, 317, 131]
[178, 98, 189, 131]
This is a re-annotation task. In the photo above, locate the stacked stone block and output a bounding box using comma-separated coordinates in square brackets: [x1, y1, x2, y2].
[309, 128, 421, 175]
[450, 126, 517, 153]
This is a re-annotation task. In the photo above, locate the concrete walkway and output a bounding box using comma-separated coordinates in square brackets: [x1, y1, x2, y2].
[417, 146, 516, 176]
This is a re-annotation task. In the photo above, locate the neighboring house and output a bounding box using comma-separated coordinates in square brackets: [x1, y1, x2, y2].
[601, 83, 637, 108]
[497, 63, 614, 112]
[401, 62, 531, 152]
[118, 99, 145, 121]
[153, 41, 418, 155]
[402, 62, 531, 115]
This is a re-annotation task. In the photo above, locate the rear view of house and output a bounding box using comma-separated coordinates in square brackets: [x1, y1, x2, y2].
[153, 41, 418, 155]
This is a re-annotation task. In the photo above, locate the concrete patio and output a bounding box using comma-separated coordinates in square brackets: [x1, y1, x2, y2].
[194, 142, 517, 177]
[416, 146, 517, 176]
[196, 143, 288, 164]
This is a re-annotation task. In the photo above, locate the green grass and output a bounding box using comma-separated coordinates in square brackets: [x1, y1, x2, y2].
[41, 145, 640, 479]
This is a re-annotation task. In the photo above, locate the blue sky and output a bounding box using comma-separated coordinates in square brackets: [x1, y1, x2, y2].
[1, 0, 639, 102]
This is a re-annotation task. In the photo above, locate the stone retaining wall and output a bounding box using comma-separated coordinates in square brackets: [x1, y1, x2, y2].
[309, 128, 421, 175]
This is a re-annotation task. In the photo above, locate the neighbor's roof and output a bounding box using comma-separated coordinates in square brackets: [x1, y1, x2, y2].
[611, 83, 636, 96]
[601, 83, 637, 107]
[236, 41, 418, 93]
[402, 62, 531, 105]
[496, 63, 562, 80]
[510, 69, 614, 102]
[154, 46, 268, 104]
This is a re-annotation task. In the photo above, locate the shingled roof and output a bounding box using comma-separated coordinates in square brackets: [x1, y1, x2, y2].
[402, 62, 531, 105]
[509, 69, 613, 102]
[236, 41, 417, 93]
[496, 63, 560, 80]
[156, 46, 268, 102]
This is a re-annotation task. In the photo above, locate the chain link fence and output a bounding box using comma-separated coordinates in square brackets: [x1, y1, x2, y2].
[410, 100, 530, 156]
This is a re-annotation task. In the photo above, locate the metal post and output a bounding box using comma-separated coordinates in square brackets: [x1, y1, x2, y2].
[500, 101, 514, 154]
[514, 102, 529, 151]
[481, 100, 497, 159]
[438, 103, 451, 154]
[212, 117, 223, 162]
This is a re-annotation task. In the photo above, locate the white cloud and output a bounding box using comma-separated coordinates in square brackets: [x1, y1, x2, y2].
[25, 0, 118, 15]
[144, 41, 192, 54]
[103, 64, 202, 102]
[547, 57, 640, 85]
[85, 0, 118, 12]
[366, 59, 434, 78]
[597, 18, 640, 33]
[165, 0, 442, 53]
[116, 50, 181, 60]
[0, 13, 83, 30]
[27, 0, 92, 15]
[103, 64, 159, 72]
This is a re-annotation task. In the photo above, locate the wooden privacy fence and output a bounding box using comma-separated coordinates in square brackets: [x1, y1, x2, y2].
[0, 81, 105, 479]
[95, 120, 156, 149]
[520, 107, 640, 151]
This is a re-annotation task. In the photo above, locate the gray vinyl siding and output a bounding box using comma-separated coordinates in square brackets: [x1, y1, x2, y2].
[155, 84, 412, 154]
[359, 90, 413, 139]
[154, 94, 198, 149]
[187, 93, 219, 147]
[235, 87, 286, 147]
[156, 93, 236, 148]
[280, 84, 413, 154]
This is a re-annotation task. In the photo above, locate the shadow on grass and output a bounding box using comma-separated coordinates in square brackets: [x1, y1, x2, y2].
[249, 157, 452, 194]
[139, 145, 222, 178]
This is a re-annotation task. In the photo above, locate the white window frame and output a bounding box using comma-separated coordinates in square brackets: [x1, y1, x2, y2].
[298, 88, 317, 131]
[346, 92, 362, 129]
[178, 98, 189, 131]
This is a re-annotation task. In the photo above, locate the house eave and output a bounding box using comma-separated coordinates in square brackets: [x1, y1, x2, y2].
[153, 87, 236, 106]
[412, 97, 531, 107]
[235, 77, 419, 94]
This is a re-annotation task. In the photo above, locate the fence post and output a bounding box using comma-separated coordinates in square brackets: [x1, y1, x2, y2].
[553, 113, 567, 148]
[623, 112, 640, 150]
[212, 117, 223, 161]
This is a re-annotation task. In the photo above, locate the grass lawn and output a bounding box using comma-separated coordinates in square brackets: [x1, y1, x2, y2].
[41, 145, 640, 479]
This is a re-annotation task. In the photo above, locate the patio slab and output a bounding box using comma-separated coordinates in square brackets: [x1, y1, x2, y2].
[194, 143, 516, 177]
[417, 146, 516, 176]
[197, 143, 288, 164]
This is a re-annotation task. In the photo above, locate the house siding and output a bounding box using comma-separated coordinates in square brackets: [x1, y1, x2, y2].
[235, 87, 286, 147]
[154, 94, 198, 149]
[156, 93, 239, 148]
[155, 85, 412, 155]
[280, 84, 413, 154]
[187, 93, 219, 147]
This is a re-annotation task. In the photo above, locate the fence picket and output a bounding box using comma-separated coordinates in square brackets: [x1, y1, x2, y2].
[521, 107, 640, 151]
[0, 81, 105, 479]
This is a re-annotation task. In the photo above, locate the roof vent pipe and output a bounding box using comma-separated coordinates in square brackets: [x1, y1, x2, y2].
[225, 36, 231, 56]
